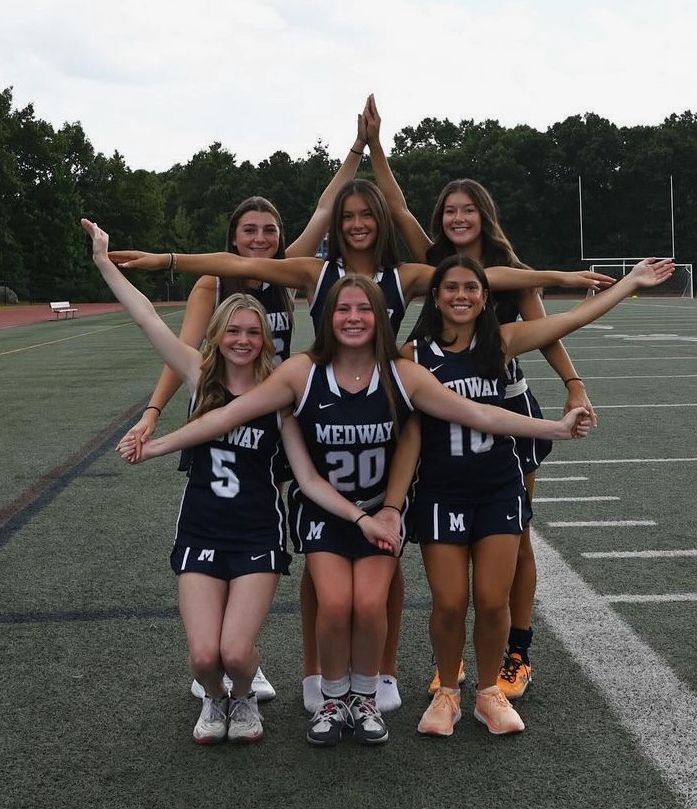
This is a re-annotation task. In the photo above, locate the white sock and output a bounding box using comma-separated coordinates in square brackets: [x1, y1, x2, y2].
[376, 675, 402, 713]
[302, 674, 323, 713]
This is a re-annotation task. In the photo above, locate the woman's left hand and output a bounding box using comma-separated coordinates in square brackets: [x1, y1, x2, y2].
[564, 383, 598, 427]
[628, 257, 675, 288]
[80, 218, 109, 258]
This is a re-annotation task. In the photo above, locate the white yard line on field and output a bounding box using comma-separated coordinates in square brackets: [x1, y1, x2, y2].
[582, 550, 697, 559]
[533, 526, 697, 808]
[547, 520, 656, 527]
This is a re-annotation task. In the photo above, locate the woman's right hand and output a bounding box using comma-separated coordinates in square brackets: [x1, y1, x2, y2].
[364, 93, 381, 145]
[358, 514, 401, 556]
[116, 431, 157, 464]
[107, 250, 170, 271]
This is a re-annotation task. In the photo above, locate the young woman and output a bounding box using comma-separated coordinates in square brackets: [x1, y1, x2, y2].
[81, 221, 400, 746]
[379, 254, 673, 737]
[109, 178, 611, 715]
[116, 273, 592, 746]
[363, 93, 598, 697]
[122, 127, 369, 704]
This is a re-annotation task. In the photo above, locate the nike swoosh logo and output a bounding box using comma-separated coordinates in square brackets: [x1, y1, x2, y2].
[250, 553, 268, 561]
[319, 403, 335, 409]
[429, 364, 444, 373]
[506, 513, 518, 520]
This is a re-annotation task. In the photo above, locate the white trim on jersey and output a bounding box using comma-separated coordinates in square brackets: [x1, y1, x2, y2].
[390, 360, 415, 413]
[326, 363, 341, 396]
[294, 364, 317, 416]
[308, 260, 331, 311]
[367, 366, 380, 395]
[180, 547, 190, 571]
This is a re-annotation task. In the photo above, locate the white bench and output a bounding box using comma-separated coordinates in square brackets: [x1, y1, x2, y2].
[50, 301, 79, 319]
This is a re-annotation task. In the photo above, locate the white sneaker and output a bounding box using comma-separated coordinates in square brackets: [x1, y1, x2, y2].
[303, 674, 323, 713]
[191, 674, 233, 699]
[252, 667, 276, 702]
[193, 694, 228, 745]
[228, 694, 264, 743]
[376, 675, 402, 713]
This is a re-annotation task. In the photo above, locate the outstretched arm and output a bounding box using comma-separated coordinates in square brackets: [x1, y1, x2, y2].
[120, 276, 218, 448]
[502, 258, 675, 360]
[107, 249, 322, 299]
[117, 357, 302, 462]
[288, 116, 367, 258]
[486, 265, 616, 293]
[515, 288, 597, 425]
[281, 415, 400, 555]
[364, 94, 431, 262]
[81, 219, 201, 390]
[397, 359, 592, 441]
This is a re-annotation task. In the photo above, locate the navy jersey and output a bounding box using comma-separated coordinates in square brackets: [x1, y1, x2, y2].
[290, 361, 412, 507]
[175, 391, 287, 553]
[414, 338, 525, 504]
[308, 259, 406, 337]
[218, 277, 292, 362]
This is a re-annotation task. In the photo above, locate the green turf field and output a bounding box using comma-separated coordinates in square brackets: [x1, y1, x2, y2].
[1, 298, 696, 809]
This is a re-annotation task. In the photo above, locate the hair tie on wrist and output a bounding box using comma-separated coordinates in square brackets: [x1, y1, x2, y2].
[564, 377, 584, 387]
[383, 504, 401, 513]
[354, 512, 368, 525]
[144, 405, 162, 415]
[350, 148, 364, 156]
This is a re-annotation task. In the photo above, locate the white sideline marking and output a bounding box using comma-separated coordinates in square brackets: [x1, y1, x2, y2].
[544, 458, 697, 465]
[0, 310, 182, 356]
[536, 476, 588, 481]
[606, 334, 697, 343]
[524, 355, 697, 363]
[532, 527, 697, 808]
[582, 550, 697, 559]
[536, 496, 619, 503]
[604, 593, 697, 603]
[582, 324, 614, 330]
[542, 403, 697, 411]
[548, 520, 656, 527]
[527, 374, 697, 382]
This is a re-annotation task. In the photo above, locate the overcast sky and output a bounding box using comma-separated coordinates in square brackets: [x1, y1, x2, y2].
[2, 0, 695, 171]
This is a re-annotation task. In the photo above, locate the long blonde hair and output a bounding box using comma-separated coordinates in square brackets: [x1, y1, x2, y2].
[190, 294, 276, 421]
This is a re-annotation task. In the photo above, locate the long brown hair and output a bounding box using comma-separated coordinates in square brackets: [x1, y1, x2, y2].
[222, 196, 294, 325]
[327, 180, 400, 270]
[190, 293, 276, 421]
[308, 274, 401, 435]
[426, 179, 531, 270]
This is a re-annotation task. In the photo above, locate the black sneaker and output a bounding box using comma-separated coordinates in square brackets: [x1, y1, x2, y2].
[348, 694, 388, 745]
[307, 698, 351, 746]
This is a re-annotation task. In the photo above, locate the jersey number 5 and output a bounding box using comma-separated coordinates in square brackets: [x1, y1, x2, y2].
[210, 448, 240, 498]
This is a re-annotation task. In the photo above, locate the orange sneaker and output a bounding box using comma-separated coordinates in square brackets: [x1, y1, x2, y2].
[428, 660, 466, 696]
[474, 685, 525, 735]
[418, 687, 462, 736]
[497, 652, 532, 700]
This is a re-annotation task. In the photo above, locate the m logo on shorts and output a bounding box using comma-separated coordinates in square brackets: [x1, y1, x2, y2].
[197, 549, 215, 562]
[306, 521, 325, 541]
[449, 513, 466, 532]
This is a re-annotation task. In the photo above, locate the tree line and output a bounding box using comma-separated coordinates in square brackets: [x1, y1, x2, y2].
[2, 85, 695, 302]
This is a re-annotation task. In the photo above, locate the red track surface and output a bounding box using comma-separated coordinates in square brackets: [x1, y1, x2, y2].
[0, 302, 185, 329]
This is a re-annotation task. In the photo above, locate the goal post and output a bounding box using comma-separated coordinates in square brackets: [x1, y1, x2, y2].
[590, 262, 693, 298]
